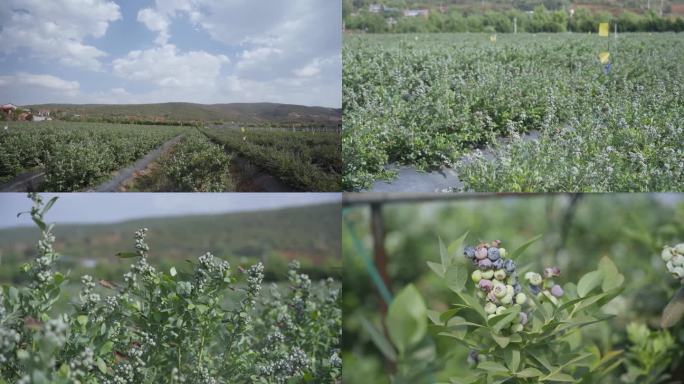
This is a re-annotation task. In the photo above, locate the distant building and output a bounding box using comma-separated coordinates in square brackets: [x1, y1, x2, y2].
[404, 9, 429, 17]
[37, 109, 50, 117]
[1, 103, 17, 115]
[369, 4, 382, 13]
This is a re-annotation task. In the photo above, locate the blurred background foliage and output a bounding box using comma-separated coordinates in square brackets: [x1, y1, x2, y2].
[0, 203, 341, 284]
[342, 193, 684, 383]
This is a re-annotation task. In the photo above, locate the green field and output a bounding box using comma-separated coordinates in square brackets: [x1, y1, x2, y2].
[342, 33, 684, 191]
[0, 122, 190, 191]
[201, 126, 342, 192]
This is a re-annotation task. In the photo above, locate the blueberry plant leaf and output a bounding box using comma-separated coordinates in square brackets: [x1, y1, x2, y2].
[360, 316, 397, 362]
[439, 236, 449, 268]
[447, 231, 469, 264]
[446, 264, 468, 294]
[507, 234, 542, 261]
[598, 256, 624, 291]
[386, 284, 427, 356]
[661, 286, 684, 328]
[577, 270, 603, 298]
[115, 251, 139, 259]
[427, 261, 445, 278]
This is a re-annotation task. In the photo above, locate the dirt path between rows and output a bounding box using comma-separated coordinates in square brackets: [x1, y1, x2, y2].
[91, 134, 184, 192]
[0, 170, 45, 192]
[365, 130, 541, 193]
[229, 155, 297, 192]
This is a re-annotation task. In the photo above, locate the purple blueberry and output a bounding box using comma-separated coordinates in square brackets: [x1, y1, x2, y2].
[544, 267, 561, 279]
[464, 246, 476, 260]
[492, 259, 504, 269]
[478, 279, 493, 292]
[504, 259, 516, 273]
[478, 259, 493, 269]
[519, 312, 528, 325]
[550, 284, 564, 297]
[530, 285, 541, 295]
[488, 247, 500, 261]
[513, 283, 522, 294]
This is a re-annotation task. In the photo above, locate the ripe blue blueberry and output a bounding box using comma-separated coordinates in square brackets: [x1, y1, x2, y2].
[478, 259, 493, 270]
[464, 246, 476, 260]
[488, 247, 500, 261]
[529, 285, 541, 295]
[492, 259, 504, 269]
[504, 259, 516, 273]
[513, 283, 522, 294]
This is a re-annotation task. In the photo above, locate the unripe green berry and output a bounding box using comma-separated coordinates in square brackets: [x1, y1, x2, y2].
[482, 270, 494, 280]
[673, 267, 684, 279]
[511, 323, 523, 332]
[472, 270, 483, 283]
[500, 293, 513, 305]
[499, 248, 507, 258]
[506, 284, 514, 296]
[484, 302, 497, 314]
[673, 255, 684, 267]
[494, 269, 506, 280]
[662, 247, 674, 262]
[525, 272, 543, 286]
[515, 292, 527, 305]
[676, 243, 684, 255]
[493, 284, 507, 298]
[495, 306, 506, 315]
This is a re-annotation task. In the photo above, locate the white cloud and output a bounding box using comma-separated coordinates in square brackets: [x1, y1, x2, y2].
[137, 8, 170, 45]
[112, 44, 229, 89]
[0, 0, 121, 70]
[0, 73, 80, 94]
[131, 0, 341, 107]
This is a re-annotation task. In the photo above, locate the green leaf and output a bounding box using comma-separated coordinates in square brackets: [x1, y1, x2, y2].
[516, 367, 543, 378]
[662, 286, 684, 328]
[508, 234, 542, 261]
[490, 306, 520, 334]
[504, 349, 521, 372]
[427, 309, 444, 326]
[360, 317, 397, 362]
[447, 232, 469, 263]
[477, 361, 509, 374]
[439, 237, 449, 268]
[542, 372, 575, 382]
[32, 217, 46, 232]
[115, 252, 139, 259]
[53, 272, 65, 284]
[385, 284, 427, 356]
[96, 357, 107, 374]
[43, 196, 58, 214]
[446, 264, 468, 294]
[491, 333, 510, 348]
[577, 270, 603, 298]
[427, 261, 445, 278]
[598, 257, 624, 291]
[100, 341, 114, 355]
[77, 315, 88, 326]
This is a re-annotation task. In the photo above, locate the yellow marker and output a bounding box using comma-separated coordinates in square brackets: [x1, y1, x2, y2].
[599, 51, 610, 64]
[598, 23, 609, 37]
[490, 34, 497, 43]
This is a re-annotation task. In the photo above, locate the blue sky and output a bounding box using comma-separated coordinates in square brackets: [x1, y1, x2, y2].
[0, 0, 341, 107]
[0, 193, 341, 229]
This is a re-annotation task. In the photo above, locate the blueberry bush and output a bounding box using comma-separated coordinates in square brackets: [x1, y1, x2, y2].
[342, 33, 684, 191]
[342, 195, 684, 383]
[0, 194, 341, 383]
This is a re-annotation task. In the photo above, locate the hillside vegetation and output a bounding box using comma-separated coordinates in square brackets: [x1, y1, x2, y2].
[23, 102, 341, 127]
[0, 203, 341, 283]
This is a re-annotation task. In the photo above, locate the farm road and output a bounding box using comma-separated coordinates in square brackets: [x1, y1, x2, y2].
[365, 130, 540, 193]
[92, 134, 184, 192]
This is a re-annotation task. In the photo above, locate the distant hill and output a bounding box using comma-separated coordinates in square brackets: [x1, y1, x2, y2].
[349, 0, 684, 15]
[0, 203, 341, 283]
[23, 102, 342, 126]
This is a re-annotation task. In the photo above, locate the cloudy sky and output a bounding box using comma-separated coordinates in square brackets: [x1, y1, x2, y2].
[0, 0, 341, 107]
[0, 193, 341, 229]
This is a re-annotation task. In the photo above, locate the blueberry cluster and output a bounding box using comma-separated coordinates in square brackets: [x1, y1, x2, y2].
[464, 240, 529, 332]
[662, 244, 684, 283]
[524, 267, 565, 304]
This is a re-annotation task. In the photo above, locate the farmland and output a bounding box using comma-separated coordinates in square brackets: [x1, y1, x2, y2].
[0, 122, 190, 191]
[342, 33, 684, 191]
[201, 126, 342, 192]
